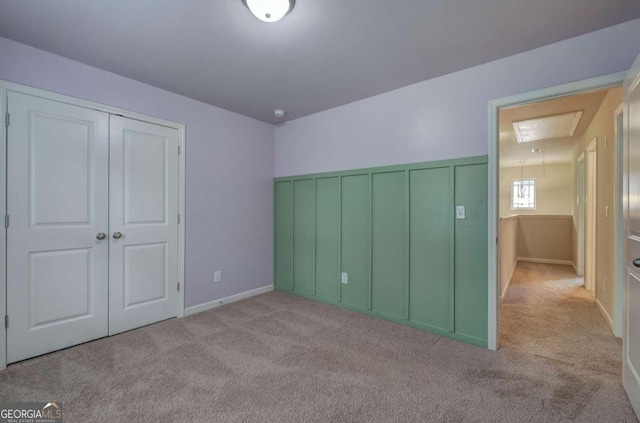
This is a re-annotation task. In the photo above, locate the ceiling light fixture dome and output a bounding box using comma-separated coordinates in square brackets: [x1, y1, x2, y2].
[242, 0, 295, 23]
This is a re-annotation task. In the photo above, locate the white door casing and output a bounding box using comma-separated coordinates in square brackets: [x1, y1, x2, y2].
[108, 116, 179, 335]
[6, 92, 110, 363]
[623, 52, 640, 416]
[585, 142, 597, 292]
[576, 155, 585, 277]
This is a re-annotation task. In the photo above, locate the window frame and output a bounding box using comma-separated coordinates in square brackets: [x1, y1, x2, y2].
[511, 178, 536, 210]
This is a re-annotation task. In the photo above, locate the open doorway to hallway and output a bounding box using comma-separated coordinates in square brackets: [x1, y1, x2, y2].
[497, 86, 623, 363]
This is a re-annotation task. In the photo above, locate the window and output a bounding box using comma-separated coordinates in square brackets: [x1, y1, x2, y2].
[512, 179, 535, 210]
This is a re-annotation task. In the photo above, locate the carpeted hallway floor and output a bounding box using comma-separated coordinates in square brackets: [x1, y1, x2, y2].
[0, 263, 636, 422]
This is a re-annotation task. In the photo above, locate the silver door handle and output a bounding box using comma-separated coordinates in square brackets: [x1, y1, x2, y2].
[96, 232, 106, 240]
[112, 232, 123, 239]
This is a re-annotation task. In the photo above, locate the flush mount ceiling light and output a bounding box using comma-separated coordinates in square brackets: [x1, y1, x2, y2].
[242, 0, 295, 23]
[512, 110, 583, 143]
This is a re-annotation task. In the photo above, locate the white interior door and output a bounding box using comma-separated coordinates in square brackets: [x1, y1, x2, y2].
[108, 116, 179, 335]
[6, 92, 109, 363]
[624, 53, 640, 416]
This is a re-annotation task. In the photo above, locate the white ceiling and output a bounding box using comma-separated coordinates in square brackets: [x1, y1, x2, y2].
[499, 89, 610, 167]
[0, 1, 639, 123]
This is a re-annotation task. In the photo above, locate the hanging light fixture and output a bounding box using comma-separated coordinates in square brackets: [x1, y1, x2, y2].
[518, 161, 526, 198]
[242, 0, 295, 23]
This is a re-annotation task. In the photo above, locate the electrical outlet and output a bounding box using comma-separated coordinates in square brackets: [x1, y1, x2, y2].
[605, 206, 609, 218]
[214, 271, 222, 283]
[456, 206, 466, 220]
[341, 272, 348, 284]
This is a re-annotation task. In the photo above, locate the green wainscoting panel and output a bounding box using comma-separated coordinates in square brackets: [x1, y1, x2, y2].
[340, 174, 371, 310]
[409, 167, 451, 331]
[273, 156, 488, 348]
[454, 163, 488, 344]
[315, 177, 340, 302]
[371, 171, 406, 319]
[274, 181, 293, 291]
[293, 179, 315, 296]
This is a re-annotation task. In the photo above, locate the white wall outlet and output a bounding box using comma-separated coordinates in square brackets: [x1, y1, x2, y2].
[605, 205, 609, 218]
[214, 271, 222, 283]
[341, 272, 348, 284]
[456, 205, 466, 220]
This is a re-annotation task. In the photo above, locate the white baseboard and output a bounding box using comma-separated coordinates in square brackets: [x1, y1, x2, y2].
[184, 285, 273, 317]
[595, 298, 616, 334]
[571, 262, 578, 274]
[517, 257, 574, 266]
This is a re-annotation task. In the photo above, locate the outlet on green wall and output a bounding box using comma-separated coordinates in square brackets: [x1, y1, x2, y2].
[273, 156, 488, 347]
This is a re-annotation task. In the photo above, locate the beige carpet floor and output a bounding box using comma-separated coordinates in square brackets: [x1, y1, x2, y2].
[0, 263, 636, 422]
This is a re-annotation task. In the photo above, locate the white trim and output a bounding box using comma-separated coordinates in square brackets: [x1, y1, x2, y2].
[184, 285, 274, 316]
[585, 145, 598, 292]
[596, 298, 616, 335]
[517, 257, 574, 266]
[487, 71, 626, 351]
[613, 103, 624, 337]
[177, 126, 186, 318]
[2, 81, 182, 130]
[516, 214, 573, 220]
[576, 155, 585, 277]
[0, 82, 7, 371]
[1, 80, 188, 368]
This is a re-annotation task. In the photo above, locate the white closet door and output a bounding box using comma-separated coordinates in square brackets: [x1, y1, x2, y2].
[6, 92, 109, 363]
[108, 116, 179, 335]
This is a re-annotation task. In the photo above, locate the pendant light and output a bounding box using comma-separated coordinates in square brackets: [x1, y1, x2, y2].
[242, 0, 295, 23]
[518, 161, 526, 198]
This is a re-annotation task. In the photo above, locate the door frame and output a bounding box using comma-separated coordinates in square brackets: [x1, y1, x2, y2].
[585, 138, 598, 292]
[487, 71, 625, 350]
[576, 153, 585, 277]
[613, 103, 624, 337]
[0, 80, 187, 370]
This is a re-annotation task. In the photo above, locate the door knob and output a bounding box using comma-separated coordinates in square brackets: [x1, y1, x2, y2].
[633, 259, 640, 268]
[96, 232, 106, 240]
[112, 232, 123, 239]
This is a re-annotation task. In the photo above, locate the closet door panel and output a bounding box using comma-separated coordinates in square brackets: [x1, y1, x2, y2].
[6, 92, 109, 363]
[109, 116, 179, 335]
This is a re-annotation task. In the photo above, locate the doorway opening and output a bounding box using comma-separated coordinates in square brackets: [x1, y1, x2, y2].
[498, 87, 622, 373]
[492, 82, 624, 363]
[487, 72, 627, 351]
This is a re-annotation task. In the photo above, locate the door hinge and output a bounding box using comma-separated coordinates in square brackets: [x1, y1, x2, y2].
[496, 236, 498, 244]
[177, 283, 181, 292]
[4, 214, 8, 229]
[4, 315, 8, 329]
[4, 112, 9, 127]
[178, 145, 181, 155]
[178, 213, 181, 224]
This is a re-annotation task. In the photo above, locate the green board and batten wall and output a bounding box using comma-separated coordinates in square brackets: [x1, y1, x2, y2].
[274, 156, 488, 347]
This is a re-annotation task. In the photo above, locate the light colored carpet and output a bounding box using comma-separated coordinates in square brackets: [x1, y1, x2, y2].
[501, 262, 622, 375]
[0, 264, 636, 422]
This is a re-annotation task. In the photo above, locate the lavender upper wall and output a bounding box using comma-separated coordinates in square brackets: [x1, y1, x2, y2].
[274, 19, 640, 177]
[0, 36, 275, 308]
